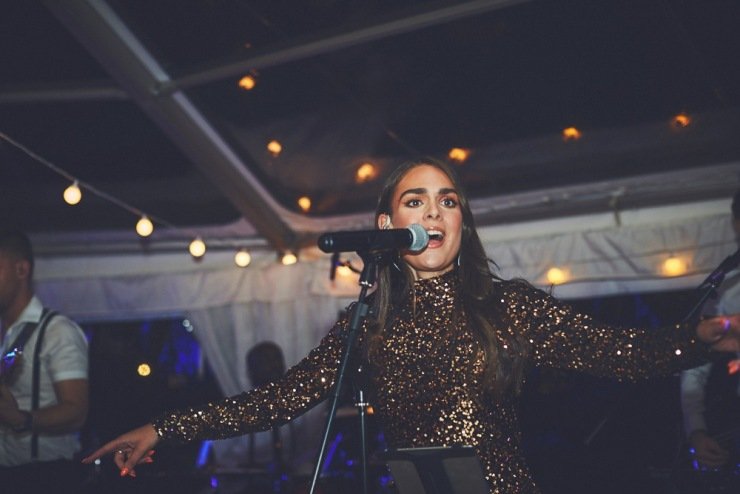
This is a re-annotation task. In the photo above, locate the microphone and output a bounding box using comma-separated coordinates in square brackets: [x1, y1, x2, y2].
[318, 224, 429, 253]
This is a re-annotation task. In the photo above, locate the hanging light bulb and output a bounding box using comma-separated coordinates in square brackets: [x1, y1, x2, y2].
[137, 363, 152, 377]
[234, 248, 251, 267]
[546, 267, 569, 285]
[297, 196, 311, 212]
[562, 127, 582, 141]
[281, 251, 297, 265]
[135, 215, 154, 237]
[448, 147, 470, 163]
[671, 112, 691, 129]
[662, 255, 687, 277]
[355, 162, 378, 183]
[238, 74, 256, 90]
[189, 237, 207, 258]
[267, 139, 282, 156]
[63, 181, 82, 205]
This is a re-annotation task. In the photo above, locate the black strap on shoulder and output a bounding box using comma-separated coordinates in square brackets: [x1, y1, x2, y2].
[30, 308, 58, 460]
[4, 320, 39, 355]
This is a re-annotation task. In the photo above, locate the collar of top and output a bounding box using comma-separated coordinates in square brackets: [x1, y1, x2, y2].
[412, 269, 459, 304]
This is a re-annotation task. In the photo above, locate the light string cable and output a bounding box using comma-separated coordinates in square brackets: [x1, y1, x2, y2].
[0, 131, 177, 230]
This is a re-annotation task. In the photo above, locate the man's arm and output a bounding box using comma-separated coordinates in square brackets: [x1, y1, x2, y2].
[680, 363, 711, 435]
[1, 378, 88, 433]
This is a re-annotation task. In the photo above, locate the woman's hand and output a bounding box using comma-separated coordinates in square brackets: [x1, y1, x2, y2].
[81, 423, 159, 477]
[697, 315, 740, 353]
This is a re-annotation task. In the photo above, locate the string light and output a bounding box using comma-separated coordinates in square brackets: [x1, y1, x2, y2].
[355, 162, 378, 183]
[189, 238, 207, 258]
[297, 196, 311, 212]
[562, 127, 582, 141]
[662, 255, 687, 277]
[448, 147, 470, 163]
[671, 112, 691, 129]
[281, 251, 297, 265]
[0, 132, 264, 262]
[234, 248, 251, 267]
[63, 180, 82, 205]
[546, 267, 569, 285]
[189, 237, 207, 258]
[135, 215, 154, 237]
[238, 75, 256, 91]
[137, 363, 152, 377]
[267, 139, 282, 156]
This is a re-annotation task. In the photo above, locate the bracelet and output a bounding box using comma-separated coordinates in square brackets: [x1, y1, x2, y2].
[12, 410, 33, 433]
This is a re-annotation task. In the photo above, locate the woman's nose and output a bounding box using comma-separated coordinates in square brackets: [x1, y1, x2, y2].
[425, 203, 441, 219]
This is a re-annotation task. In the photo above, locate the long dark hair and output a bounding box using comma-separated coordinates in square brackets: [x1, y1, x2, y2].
[368, 157, 530, 396]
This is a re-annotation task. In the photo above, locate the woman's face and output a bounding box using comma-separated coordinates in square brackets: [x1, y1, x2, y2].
[378, 164, 463, 279]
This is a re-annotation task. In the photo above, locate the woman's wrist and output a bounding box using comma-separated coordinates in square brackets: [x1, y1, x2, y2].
[696, 316, 728, 344]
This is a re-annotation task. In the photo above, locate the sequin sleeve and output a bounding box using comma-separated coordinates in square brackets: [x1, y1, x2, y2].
[152, 316, 350, 443]
[503, 282, 710, 381]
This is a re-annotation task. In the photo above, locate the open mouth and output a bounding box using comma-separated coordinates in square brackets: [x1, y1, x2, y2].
[427, 231, 445, 243]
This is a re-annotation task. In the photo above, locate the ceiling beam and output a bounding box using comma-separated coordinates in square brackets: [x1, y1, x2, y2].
[6, 0, 530, 104]
[0, 80, 126, 104]
[159, 0, 530, 94]
[43, 0, 298, 251]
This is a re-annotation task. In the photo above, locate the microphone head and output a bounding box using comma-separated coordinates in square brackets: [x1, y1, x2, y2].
[407, 224, 429, 252]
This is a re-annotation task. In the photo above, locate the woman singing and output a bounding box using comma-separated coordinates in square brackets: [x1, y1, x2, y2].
[83, 158, 740, 493]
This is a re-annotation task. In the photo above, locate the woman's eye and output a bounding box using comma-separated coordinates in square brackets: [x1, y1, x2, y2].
[441, 197, 458, 207]
[405, 199, 422, 207]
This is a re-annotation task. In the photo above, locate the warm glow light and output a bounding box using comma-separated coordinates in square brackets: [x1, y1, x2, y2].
[137, 363, 151, 377]
[671, 112, 691, 129]
[448, 147, 470, 163]
[662, 256, 687, 277]
[281, 252, 297, 265]
[234, 249, 251, 267]
[63, 181, 82, 205]
[267, 140, 282, 156]
[136, 216, 154, 237]
[355, 162, 378, 183]
[562, 127, 582, 141]
[189, 237, 207, 258]
[238, 75, 256, 90]
[546, 267, 568, 285]
[297, 196, 312, 212]
[336, 265, 353, 277]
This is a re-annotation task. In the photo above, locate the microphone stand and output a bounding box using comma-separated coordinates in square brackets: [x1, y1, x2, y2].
[684, 247, 740, 323]
[309, 249, 385, 494]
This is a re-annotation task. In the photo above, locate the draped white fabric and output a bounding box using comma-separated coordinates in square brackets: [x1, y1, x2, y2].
[32, 198, 735, 467]
[184, 285, 352, 470]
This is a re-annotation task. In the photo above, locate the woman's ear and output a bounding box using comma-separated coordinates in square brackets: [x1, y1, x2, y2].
[377, 214, 392, 230]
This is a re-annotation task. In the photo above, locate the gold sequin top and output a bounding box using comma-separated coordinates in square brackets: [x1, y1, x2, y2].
[153, 271, 708, 493]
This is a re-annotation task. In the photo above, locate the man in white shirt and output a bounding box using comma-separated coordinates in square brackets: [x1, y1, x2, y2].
[0, 229, 88, 493]
[680, 192, 740, 470]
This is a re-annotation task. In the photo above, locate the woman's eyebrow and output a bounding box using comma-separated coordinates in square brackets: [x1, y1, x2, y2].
[399, 187, 427, 199]
[399, 187, 458, 199]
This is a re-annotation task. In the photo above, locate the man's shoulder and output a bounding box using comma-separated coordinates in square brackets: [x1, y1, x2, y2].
[41, 311, 87, 348]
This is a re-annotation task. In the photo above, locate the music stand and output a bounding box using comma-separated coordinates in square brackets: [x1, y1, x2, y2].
[383, 446, 488, 494]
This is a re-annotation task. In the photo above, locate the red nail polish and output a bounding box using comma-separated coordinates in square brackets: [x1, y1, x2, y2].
[120, 468, 129, 477]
